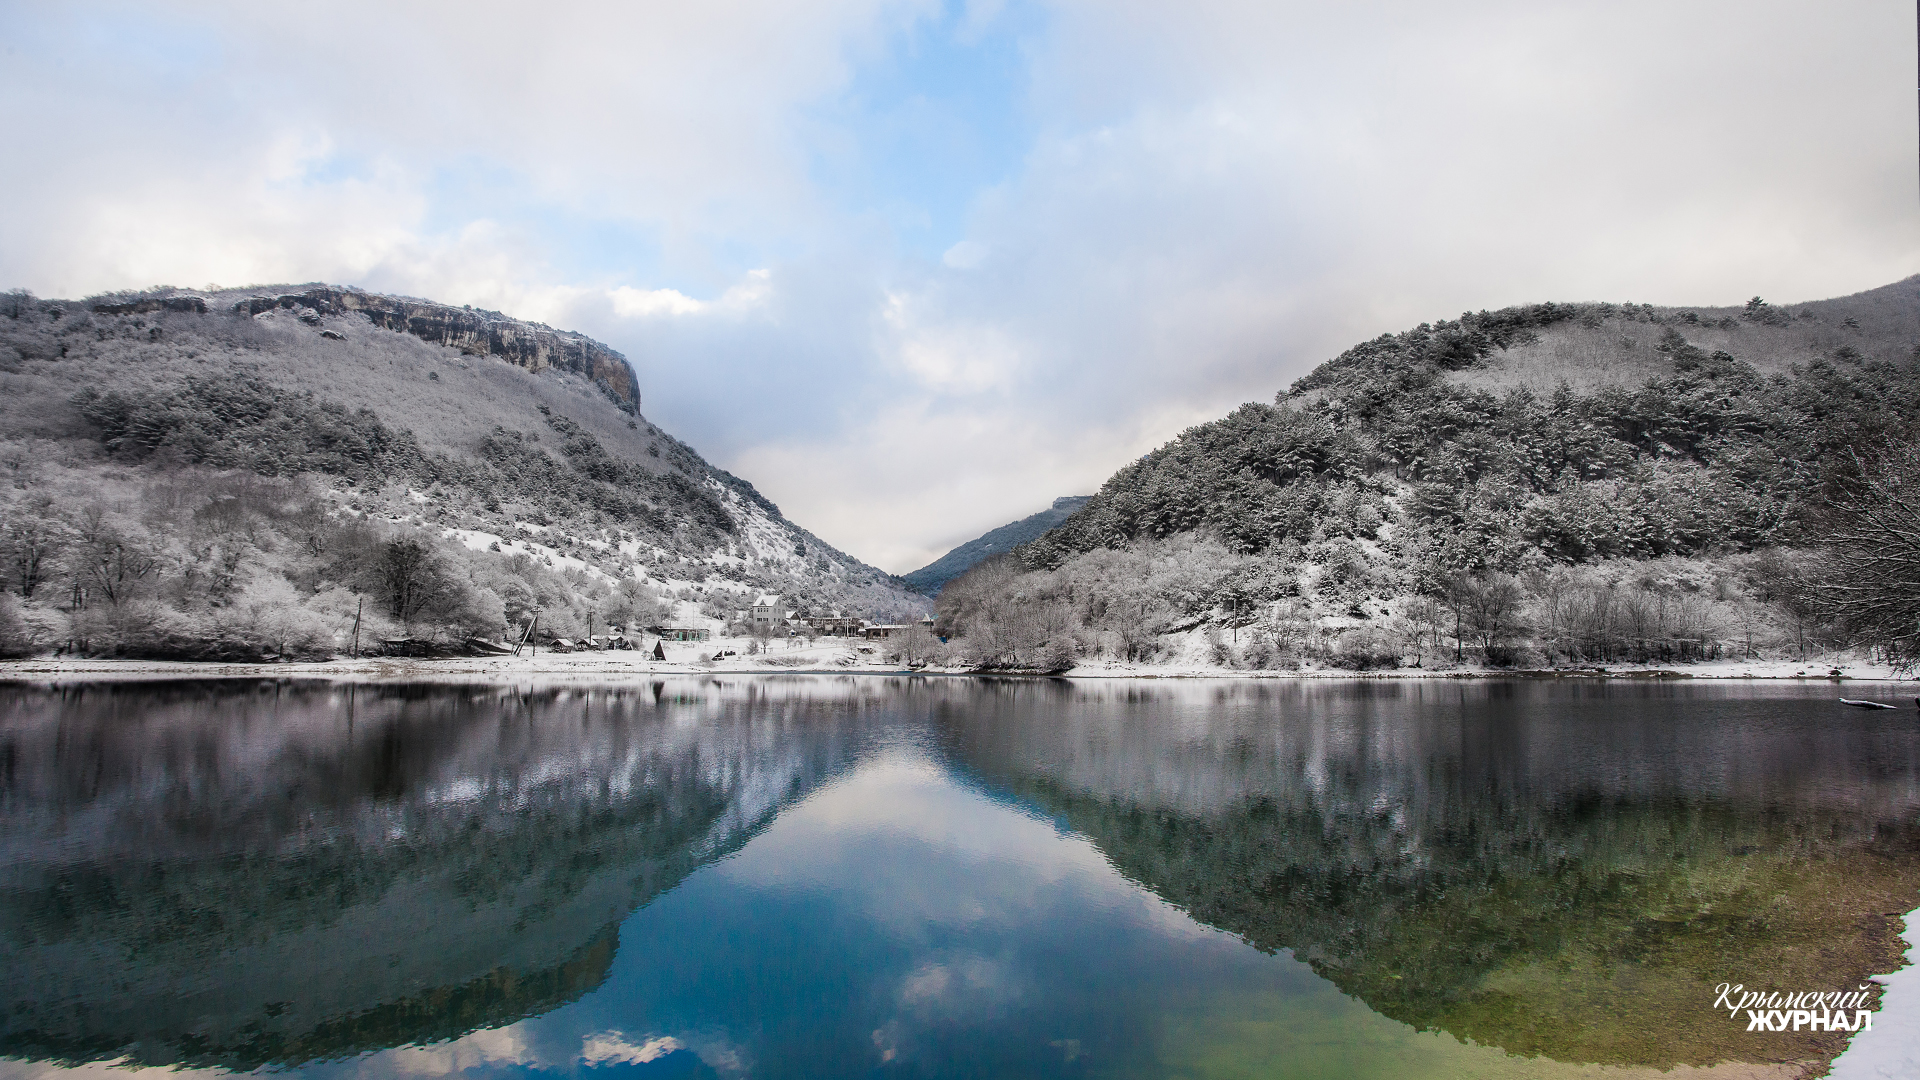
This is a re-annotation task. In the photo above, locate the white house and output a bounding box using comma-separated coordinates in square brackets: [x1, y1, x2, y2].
[750, 596, 785, 633]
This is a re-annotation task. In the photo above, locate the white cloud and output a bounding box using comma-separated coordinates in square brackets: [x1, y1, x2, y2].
[1, 0, 1912, 574]
[940, 240, 989, 269]
[607, 271, 775, 319]
[882, 290, 1025, 393]
[611, 286, 710, 318]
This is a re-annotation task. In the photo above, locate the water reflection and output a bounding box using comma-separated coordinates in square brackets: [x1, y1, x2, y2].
[0, 679, 881, 1070]
[940, 680, 1920, 1070]
[0, 677, 1916, 1079]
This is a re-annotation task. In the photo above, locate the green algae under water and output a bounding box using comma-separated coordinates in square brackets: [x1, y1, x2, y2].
[1, 677, 1916, 1080]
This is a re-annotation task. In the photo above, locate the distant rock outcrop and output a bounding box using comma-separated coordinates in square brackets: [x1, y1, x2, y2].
[92, 295, 210, 316]
[235, 287, 641, 414]
[903, 496, 1092, 596]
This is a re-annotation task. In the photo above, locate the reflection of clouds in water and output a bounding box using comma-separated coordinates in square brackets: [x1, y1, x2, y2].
[873, 954, 1025, 1066]
[717, 751, 1114, 921]
[713, 745, 1257, 1071]
[327, 1026, 730, 1078]
[718, 744, 1239, 955]
[351, 1025, 535, 1077]
[582, 1028, 752, 1078]
[728, 752, 1100, 874]
[897, 955, 1021, 1011]
[579, 1031, 683, 1065]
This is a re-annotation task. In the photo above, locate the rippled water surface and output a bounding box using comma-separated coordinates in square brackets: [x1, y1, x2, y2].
[3, 677, 1919, 1080]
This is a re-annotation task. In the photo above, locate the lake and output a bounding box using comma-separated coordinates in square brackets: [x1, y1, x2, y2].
[2, 677, 1917, 1080]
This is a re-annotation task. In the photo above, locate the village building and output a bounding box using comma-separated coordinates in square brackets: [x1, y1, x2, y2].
[749, 597, 786, 634]
[649, 625, 711, 642]
[862, 616, 937, 640]
[806, 615, 864, 636]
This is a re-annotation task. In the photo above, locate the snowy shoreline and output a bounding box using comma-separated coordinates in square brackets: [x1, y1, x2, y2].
[3, 652, 1917, 687]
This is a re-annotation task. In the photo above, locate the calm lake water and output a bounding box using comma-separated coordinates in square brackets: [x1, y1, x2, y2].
[2, 677, 1919, 1080]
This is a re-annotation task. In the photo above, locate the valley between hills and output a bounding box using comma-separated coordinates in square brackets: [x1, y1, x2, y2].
[2, 277, 1918, 680]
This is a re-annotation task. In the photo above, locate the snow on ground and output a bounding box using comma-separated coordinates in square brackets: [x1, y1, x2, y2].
[7, 648, 1919, 686]
[1060, 652, 1920, 684]
[441, 527, 612, 582]
[1830, 906, 1920, 1080]
[0, 634, 891, 682]
[442, 528, 504, 553]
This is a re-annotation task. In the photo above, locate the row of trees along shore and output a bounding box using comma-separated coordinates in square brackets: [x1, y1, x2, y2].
[0, 468, 678, 660]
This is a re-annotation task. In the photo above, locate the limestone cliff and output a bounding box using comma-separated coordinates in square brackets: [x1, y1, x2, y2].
[230, 287, 641, 413]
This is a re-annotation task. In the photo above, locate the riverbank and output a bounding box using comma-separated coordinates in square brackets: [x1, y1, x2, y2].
[1831, 905, 1920, 1080]
[2, 651, 1916, 686]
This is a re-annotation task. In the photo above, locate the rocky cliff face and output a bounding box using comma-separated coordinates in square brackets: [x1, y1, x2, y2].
[229, 287, 641, 413]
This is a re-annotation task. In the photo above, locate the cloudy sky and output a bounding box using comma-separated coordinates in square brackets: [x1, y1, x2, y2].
[2, 1, 1915, 572]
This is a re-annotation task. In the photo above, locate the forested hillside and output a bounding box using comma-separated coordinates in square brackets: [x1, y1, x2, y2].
[0, 285, 925, 659]
[937, 280, 1920, 671]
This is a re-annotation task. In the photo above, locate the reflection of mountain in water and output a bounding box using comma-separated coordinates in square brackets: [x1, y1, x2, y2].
[937, 680, 1920, 1069]
[7, 676, 1919, 1076]
[0, 679, 877, 1070]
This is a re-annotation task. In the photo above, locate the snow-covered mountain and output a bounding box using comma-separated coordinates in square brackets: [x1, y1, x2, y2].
[0, 284, 927, 658]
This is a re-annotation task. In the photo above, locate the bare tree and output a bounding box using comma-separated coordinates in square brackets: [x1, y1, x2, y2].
[1813, 445, 1920, 666]
[1437, 573, 1475, 662]
[2, 500, 64, 599]
[1463, 574, 1525, 665]
[72, 508, 158, 607]
[1405, 596, 1447, 667]
[892, 624, 941, 666]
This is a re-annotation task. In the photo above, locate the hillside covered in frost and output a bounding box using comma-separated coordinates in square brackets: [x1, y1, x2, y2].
[936, 279, 1920, 671]
[0, 285, 925, 659]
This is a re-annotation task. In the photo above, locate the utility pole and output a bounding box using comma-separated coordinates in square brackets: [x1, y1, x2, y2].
[350, 596, 363, 659]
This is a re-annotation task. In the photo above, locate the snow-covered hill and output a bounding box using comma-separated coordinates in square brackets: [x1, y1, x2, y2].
[0, 284, 926, 658]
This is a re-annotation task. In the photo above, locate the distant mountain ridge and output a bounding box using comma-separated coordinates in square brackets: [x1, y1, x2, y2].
[903, 496, 1090, 595]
